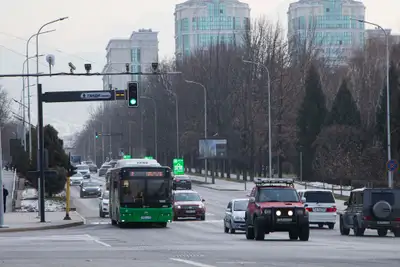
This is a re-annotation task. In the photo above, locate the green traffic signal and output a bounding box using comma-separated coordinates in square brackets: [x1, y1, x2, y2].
[127, 82, 138, 108]
[129, 98, 137, 105]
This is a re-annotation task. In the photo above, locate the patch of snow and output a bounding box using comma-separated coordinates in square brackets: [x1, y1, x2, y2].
[18, 188, 66, 212]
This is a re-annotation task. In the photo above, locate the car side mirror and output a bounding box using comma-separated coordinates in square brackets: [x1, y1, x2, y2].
[344, 201, 348, 206]
[98, 197, 102, 200]
[202, 199, 205, 202]
[249, 197, 255, 203]
[226, 208, 231, 212]
[301, 197, 306, 203]
[245, 194, 250, 197]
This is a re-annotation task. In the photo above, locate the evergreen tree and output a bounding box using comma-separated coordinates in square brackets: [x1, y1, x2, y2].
[26, 124, 69, 196]
[297, 64, 327, 179]
[325, 79, 361, 127]
[375, 64, 400, 154]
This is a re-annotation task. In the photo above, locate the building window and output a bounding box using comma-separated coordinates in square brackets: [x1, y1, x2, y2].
[131, 48, 141, 63]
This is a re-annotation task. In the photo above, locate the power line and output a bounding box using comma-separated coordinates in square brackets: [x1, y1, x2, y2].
[0, 31, 120, 73]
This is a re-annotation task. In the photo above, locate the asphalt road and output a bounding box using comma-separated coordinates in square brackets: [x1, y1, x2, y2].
[1, 173, 399, 266]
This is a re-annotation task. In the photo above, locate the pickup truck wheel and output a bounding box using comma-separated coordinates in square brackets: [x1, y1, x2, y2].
[254, 218, 265, 241]
[298, 224, 310, 241]
[245, 222, 254, 240]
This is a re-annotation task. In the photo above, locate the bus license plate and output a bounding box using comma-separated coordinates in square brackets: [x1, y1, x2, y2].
[141, 216, 152, 220]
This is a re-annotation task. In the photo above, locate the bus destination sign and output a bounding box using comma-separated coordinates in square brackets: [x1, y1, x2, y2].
[129, 171, 164, 177]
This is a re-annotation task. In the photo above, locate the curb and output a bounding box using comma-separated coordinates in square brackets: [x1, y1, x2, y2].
[191, 180, 245, 191]
[0, 221, 85, 233]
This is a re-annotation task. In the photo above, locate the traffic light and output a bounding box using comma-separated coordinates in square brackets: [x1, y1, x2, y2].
[95, 132, 99, 139]
[68, 164, 78, 177]
[127, 82, 138, 107]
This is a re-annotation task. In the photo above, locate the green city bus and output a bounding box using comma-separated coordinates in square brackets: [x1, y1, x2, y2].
[109, 162, 173, 227]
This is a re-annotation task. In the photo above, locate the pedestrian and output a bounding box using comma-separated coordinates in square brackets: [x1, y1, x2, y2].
[3, 185, 8, 213]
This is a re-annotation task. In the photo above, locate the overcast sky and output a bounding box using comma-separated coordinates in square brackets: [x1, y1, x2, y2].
[0, 0, 398, 136]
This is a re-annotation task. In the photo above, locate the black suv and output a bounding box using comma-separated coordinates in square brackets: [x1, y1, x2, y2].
[244, 178, 310, 241]
[339, 188, 400, 237]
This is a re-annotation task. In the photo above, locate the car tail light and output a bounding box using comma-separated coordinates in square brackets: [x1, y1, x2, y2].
[395, 218, 400, 221]
[305, 207, 313, 212]
[326, 207, 337, 212]
[175, 179, 180, 182]
[363, 216, 372, 221]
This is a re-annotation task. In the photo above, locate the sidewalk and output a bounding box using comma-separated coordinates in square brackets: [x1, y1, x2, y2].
[187, 168, 352, 197]
[0, 211, 84, 233]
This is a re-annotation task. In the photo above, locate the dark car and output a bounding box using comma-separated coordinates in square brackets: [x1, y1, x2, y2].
[339, 188, 400, 237]
[98, 164, 112, 176]
[80, 181, 102, 198]
[173, 175, 192, 190]
[245, 178, 309, 241]
[88, 163, 98, 173]
[173, 190, 205, 221]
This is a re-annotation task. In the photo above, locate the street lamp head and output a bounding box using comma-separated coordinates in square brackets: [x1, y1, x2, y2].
[59, 17, 69, 21]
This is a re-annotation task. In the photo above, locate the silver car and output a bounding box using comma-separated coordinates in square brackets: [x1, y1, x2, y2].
[224, 198, 249, 234]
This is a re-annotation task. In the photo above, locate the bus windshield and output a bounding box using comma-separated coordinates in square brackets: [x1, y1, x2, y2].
[120, 178, 171, 207]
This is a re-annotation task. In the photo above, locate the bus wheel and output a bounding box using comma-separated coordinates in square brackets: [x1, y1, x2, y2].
[159, 222, 167, 228]
[111, 219, 117, 225]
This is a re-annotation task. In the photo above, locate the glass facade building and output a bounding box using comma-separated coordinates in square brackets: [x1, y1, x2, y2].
[175, 0, 250, 57]
[288, 0, 365, 63]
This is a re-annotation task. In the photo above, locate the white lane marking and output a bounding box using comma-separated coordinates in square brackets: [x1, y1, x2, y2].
[84, 234, 112, 247]
[170, 258, 216, 267]
[74, 211, 87, 224]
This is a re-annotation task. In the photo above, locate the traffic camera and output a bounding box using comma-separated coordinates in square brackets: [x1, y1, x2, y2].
[127, 82, 138, 107]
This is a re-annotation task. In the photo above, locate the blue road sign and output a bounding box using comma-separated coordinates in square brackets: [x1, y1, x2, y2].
[387, 159, 398, 172]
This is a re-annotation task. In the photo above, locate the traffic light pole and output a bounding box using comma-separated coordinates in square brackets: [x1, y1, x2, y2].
[0, 70, 181, 223]
[93, 130, 97, 165]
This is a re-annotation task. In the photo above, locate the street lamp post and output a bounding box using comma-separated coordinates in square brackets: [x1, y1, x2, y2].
[35, 17, 68, 223]
[140, 96, 158, 159]
[22, 55, 44, 152]
[243, 60, 272, 178]
[185, 80, 208, 182]
[26, 29, 56, 161]
[353, 18, 391, 187]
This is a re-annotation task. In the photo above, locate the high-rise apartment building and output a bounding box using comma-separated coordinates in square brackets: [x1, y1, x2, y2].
[288, 0, 365, 63]
[102, 29, 158, 91]
[174, 0, 250, 57]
